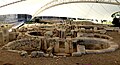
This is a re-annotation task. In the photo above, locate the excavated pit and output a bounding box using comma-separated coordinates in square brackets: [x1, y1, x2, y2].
[77, 39, 109, 50]
[79, 33, 113, 40]
[28, 32, 42, 36]
[28, 31, 43, 36]
[75, 37, 119, 54]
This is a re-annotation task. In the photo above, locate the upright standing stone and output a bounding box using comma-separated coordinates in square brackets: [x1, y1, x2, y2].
[69, 39, 73, 53]
[54, 38, 59, 53]
[71, 30, 77, 38]
[71, 30, 74, 38]
[44, 38, 48, 50]
[41, 38, 44, 50]
[74, 31, 77, 37]
[59, 30, 66, 39]
[0, 31, 4, 46]
[65, 41, 69, 53]
[94, 27, 97, 31]
[9, 32, 16, 41]
[2, 27, 9, 44]
[77, 45, 85, 54]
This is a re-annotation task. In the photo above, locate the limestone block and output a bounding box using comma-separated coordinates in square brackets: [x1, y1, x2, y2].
[30, 51, 44, 58]
[69, 40, 73, 53]
[44, 31, 53, 38]
[41, 39, 44, 50]
[60, 30, 66, 38]
[72, 52, 82, 57]
[77, 33, 83, 37]
[44, 39, 48, 50]
[105, 27, 114, 31]
[59, 48, 65, 53]
[54, 40, 59, 53]
[55, 53, 70, 56]
[2, 27, 9, 36]
[1, 28, 9, 44]
[12, 28, 17, 32]
[77, 45, 86, 54]
[65, 41, 69, 53]
[81, 28, 85, 30]
[94, 27, 97, 30]
[47, 46, 53, 52]
[9, 32, 17, 41]
[90, 28, 93, 31]
[20, 51, 28, 57]
[30, 51, 38, 58]
[4, 36, 9, 44]
[71, 30, 77, 38]
[114, 27, 119, 31]
[0, 31, 4, 45]
[74, 31, 77, 37]
[37, 51, 44, 57]
[100, 30, 106, 34]
[118, 29, 120, 34]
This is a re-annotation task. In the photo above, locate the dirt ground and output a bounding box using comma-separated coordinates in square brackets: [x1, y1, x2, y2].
[0, 31, 120, 65]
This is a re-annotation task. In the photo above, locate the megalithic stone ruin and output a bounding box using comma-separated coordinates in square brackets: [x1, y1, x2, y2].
[0, 31, 4, 46]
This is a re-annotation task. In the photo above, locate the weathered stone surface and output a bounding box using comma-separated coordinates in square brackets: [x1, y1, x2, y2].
[59, 30, 66, 38]
[50, 53, 54, 57]
[77, 45, 86, 54]
[45, 31, 53, 36]
[20, 51, 28, 57]
[118, 29, 120, 34]
[65, 41, 69, 53]
[114, 27, 119, 31]
[30, 51, 37, 58]
[30, 51, 44, 58]
[72, 52, 82, 57]
[100, 30, 106, 34]
[9, 32, 18, 41]
[105, 27, 114, 31]
[94, 27, 97, 30]
[55, 53, 70, 56]
[37, 51, 44, 57]
[0, 31, 4, 45]
[80, 28, 85, 30]
[54, 40, 59, 53]
[69, 40, 73, 53]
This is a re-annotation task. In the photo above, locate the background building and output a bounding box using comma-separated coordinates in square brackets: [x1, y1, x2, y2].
[0, 14, 32, 22]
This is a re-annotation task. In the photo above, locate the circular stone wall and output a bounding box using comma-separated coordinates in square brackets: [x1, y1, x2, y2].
[74, 37, 119, 54]
[2, 38, 41, 53]
[79, 33, 113, 40]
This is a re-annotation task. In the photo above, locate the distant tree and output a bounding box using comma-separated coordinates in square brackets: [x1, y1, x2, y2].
[112, 18, 120, 27]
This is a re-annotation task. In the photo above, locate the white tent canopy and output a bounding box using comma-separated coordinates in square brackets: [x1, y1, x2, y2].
[0, 0, 120, 21]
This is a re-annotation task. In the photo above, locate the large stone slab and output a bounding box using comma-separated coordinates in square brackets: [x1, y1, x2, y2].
[30, 51, 44, 58]
[65, 41, 69, 53]
[77, 45, 86, 54]
[72, 52, 82, 57]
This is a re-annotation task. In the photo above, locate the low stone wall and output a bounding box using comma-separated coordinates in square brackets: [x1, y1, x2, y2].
[2, 38, 41, 51]
[1, 36, 118, 57]
[78, 33, 113, 40]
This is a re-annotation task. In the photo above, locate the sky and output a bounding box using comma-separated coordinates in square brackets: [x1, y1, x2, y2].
[0, 0, 120, 21]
